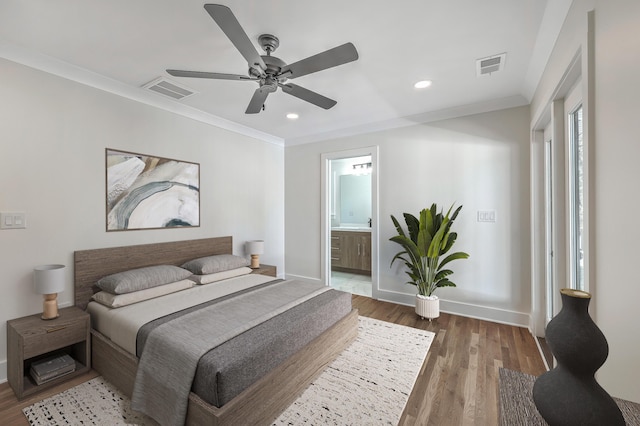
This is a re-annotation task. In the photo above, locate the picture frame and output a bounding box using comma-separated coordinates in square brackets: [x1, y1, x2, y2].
[105, 148, 200, 231]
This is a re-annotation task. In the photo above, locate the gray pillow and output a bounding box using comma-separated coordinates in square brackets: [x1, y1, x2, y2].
[97, 265, 193, 294]
[181, 254, 250, 275]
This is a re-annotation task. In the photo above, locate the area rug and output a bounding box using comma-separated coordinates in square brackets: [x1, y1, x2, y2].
[23, 316, 435, 425]
[498, 368, 640, 426]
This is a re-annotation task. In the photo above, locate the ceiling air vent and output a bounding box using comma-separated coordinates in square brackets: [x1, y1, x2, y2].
[142, 77, 196, 100]
[476, 53, 506, 76]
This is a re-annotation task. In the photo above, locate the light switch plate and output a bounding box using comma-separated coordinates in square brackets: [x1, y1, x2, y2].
[0, 212, 27, 229]
[477, 210, 496, 223]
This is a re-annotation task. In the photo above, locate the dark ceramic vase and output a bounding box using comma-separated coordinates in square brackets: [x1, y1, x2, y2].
[532, 289, 624, 426]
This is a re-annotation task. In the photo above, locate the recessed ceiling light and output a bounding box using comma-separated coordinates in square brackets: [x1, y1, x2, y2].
[286, 113, 299, 119]
[414, 80, 432, 89]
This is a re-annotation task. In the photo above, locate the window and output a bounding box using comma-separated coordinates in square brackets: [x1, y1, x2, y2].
[568, 104, 584, 290]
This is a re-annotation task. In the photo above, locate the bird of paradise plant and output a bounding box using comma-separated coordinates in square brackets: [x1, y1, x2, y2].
[390, 203, 469, 296]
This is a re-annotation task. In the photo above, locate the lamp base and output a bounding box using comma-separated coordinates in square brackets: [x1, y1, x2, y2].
[250, 254, 261, 269]
[41, 314, 59, 320]
[42, 293, 59, 320]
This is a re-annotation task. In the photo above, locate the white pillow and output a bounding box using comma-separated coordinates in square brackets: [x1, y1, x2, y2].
[91, 279, 195, 308]
[190, 266, 252, 284]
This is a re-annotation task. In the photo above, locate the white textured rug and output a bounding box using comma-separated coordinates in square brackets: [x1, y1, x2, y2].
[22, 376, 152, 425]
[23, 316, 434, 426]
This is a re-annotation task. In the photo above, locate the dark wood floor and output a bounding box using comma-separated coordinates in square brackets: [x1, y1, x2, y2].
[0, 295, 546, 426]
[351, 295, 546, 425]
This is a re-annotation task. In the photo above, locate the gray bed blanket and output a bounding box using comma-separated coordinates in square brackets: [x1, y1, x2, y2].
[130, 279, 329, 426]
[192, 288, 352, 407]
[136, 280, 352, 407]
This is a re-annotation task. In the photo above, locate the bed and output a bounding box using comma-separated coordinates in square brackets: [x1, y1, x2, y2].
[74, 236, 358, 426]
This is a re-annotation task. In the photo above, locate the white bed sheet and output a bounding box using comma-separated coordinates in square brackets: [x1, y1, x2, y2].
[87, 273, 274, 355]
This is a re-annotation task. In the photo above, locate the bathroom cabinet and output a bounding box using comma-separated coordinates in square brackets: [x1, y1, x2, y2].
[331, 230, 371, 275]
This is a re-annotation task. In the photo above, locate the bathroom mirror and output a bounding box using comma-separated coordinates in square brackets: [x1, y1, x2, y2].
[339, 174, 371, 225]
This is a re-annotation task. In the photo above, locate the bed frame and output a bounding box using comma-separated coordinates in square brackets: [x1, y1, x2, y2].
[74, 236, 359, 425]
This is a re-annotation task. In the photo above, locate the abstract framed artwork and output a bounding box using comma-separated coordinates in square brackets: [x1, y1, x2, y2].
[106, 148, 200, 231]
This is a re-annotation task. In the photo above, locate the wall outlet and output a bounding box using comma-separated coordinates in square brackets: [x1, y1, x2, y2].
[0, 212, 27, 229]
[477, 210, 496, 223]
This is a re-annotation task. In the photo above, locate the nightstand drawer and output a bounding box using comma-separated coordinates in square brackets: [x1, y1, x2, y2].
[22, 323, 88, 359]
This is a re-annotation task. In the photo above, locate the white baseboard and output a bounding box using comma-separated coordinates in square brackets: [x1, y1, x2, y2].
[534, 335, 551, 371]
[284, 276, 531, 328]
[284, 273, 324, 284]
[375, 290, 531, 328]
[0, 360, 6, 384]
[441, 299, 530, 327]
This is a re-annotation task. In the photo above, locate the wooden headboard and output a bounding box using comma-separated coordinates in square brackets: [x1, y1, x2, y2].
[74, 236, 233, 310]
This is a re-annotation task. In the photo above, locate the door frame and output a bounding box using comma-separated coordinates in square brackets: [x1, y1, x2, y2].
[320, 146, 379, 299]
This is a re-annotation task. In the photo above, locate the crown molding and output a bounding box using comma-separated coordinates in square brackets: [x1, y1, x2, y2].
[0, 41, 284, 146]
[285, 95, 529, 146]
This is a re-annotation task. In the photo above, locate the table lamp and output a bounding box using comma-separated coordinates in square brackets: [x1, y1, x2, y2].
[246, 240, 264, 269]
[33, 264, 65, 320]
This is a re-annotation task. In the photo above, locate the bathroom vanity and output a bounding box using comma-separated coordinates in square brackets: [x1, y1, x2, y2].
[331, 229, 371, 275]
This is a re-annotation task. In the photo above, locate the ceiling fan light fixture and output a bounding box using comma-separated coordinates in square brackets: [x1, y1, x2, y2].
[414, 80, 432, 89]
[286, 113, 299, 120]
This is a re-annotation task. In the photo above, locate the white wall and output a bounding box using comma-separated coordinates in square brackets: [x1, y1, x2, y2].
[530, 0, 640, 403]
[285, 106, 531, 325]
[0, 58, 285, 382]
[593, 0, 640, 403]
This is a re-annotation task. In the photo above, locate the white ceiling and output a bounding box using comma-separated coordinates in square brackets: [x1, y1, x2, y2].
[0, 0, 572, 145]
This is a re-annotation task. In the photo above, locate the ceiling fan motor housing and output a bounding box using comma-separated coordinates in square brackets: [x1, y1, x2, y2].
[263, 56, 287, 77]
[249, 48, 289, 88]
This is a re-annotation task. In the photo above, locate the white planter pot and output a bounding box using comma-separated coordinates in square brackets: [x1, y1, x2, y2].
[415, 295, 439, 320]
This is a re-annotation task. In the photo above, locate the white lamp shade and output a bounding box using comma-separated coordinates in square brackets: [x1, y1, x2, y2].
[33, 264, 66, 295]
[245, 240, 264, 255]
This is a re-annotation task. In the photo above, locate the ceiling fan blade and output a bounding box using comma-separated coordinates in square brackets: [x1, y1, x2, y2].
[280, 43, 358, 80]
[167, 70, 257, 81]
[246, 87, 270, 114]
[280, 83, 337, 110]
[204, 4, 266, 75]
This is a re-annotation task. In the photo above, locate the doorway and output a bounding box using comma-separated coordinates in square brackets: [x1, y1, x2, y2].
[321, 147, 378, 299]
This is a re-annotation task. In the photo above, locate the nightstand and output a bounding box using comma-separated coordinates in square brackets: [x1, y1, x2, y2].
[7, 306, 90, 399]
[250, 264, 277, 277]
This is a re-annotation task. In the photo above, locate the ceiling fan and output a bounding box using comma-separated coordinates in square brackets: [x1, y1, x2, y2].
[167, 4, 359, 114]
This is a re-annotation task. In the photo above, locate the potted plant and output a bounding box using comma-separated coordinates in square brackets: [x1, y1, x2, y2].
[390, 203, 469, 320]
